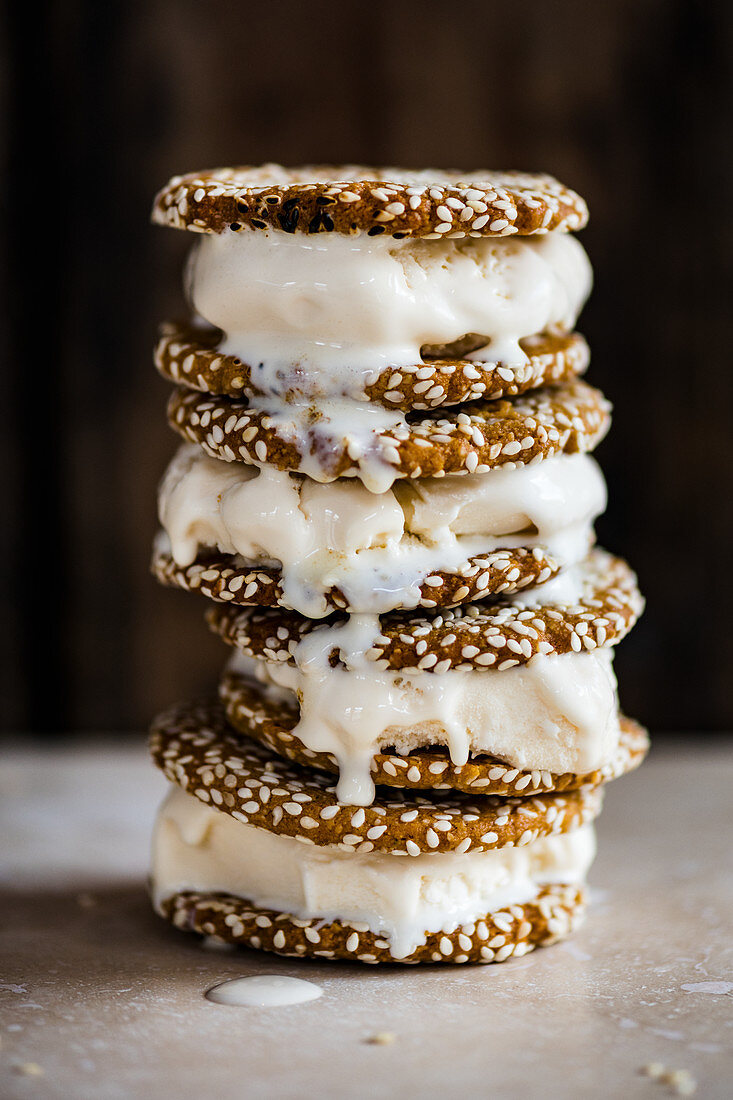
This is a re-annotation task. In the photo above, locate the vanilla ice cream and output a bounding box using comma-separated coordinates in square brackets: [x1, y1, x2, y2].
[229, 640, 620, 806]
[186, 228, 592, 400]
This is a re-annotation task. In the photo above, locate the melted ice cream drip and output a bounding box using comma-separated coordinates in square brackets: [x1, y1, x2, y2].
[228, 570, 619, 807]
[159, 447, 605, 618]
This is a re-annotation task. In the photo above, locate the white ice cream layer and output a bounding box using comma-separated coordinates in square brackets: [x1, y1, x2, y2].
[187, 228, 592, 394]
[230, 643, 620, 807]
[152, 786, 596, 960]
[158, 445, 605, 617]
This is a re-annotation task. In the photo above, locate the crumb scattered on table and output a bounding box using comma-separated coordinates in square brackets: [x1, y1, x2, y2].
[14, 1063, 45, 1077]
[640, 1063, 697, 1095]
[663, 1069, 697, 1097]
[367, 1032, 396, 1046]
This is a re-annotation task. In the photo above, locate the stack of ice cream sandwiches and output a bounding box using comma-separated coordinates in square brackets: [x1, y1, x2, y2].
[148, 166, 646, 965]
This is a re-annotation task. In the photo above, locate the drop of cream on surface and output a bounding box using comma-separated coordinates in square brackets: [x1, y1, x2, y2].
[205, 975, 323, 1007]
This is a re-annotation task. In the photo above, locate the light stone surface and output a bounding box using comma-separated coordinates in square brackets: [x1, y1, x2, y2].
[0, 738, 731, 1099]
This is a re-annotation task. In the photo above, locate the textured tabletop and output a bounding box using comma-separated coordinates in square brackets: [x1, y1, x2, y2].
[1, 738, 731, 1099]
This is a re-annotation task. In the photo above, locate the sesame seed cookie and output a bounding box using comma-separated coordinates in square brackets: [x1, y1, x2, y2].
[152, 165, 588, 239]
[167, 379, 610, 488]
[206, 549, 643, 674]
[151, 538, 562, 615]
[149, 698, 602, 856]
[219, 669, 649, 797]
[157, 882, 586, 965]
[155, 321, 589, 412]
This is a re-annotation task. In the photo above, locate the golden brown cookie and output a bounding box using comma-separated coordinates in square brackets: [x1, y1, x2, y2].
[149, 698, 602, 856]
[158, 883, 586, 965]
[151, 538, 562, 615]
[218, 669, 649, 797]
[167, 379, 611, 488]
[207, 549, 643, 674]
[152, 166, 588, 238]
[155, 321, 589, 411]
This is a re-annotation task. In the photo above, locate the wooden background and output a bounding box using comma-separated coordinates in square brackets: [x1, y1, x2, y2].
[3, 0, 732, 734]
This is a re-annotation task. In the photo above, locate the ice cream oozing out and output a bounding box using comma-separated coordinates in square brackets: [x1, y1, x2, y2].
[187, 228, 592, 395]
[158, 445, 605, 617]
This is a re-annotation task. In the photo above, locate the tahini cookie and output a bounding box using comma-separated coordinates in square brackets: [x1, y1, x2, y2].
[152, 538, 563, 616]
[167, 379, 610, 491]
[159, 884, 587, 966]
[152, 166, 588, 239]
[155, 321, 589, 412]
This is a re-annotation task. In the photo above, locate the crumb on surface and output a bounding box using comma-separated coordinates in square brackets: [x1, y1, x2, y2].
[76, 892, 97, 908]
[640, 1064, 697, 1096]
[642, 1063, 667, 1079]
[662, 1069, 697, 1097]
[367, 1032, 396, 1046]
[14, 1063, 45, 1077]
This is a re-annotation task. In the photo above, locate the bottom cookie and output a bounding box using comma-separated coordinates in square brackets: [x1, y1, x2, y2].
[157, 882, 586, 966]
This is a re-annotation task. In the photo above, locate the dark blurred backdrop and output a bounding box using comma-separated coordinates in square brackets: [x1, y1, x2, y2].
[3, 0, 732, 735]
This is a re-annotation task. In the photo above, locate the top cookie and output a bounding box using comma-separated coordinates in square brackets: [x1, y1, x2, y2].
[152, 166, 588, 239]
